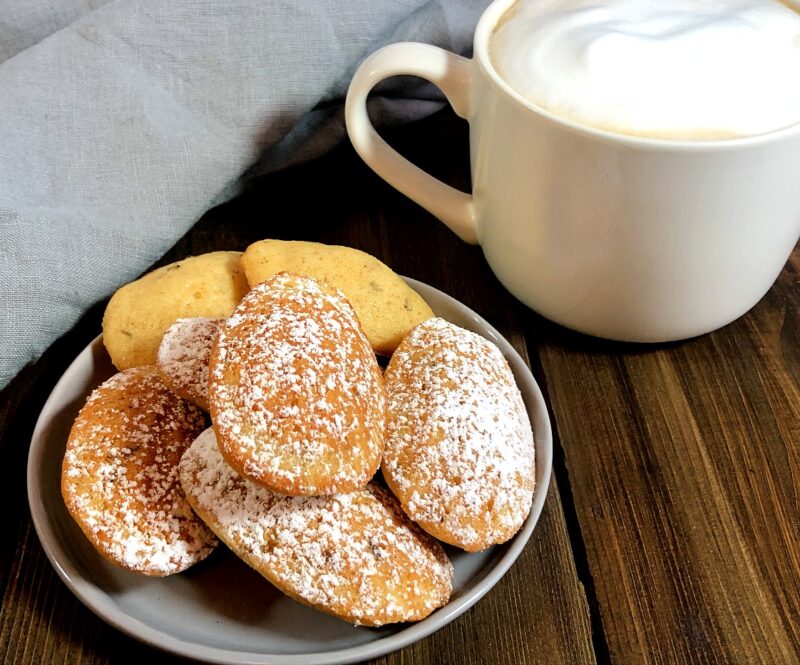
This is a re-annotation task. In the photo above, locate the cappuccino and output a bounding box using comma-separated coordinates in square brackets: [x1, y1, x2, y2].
[490, 0, 800, 139]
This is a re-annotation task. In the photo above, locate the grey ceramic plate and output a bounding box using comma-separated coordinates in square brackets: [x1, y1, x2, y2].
[27, 278, 552, 665]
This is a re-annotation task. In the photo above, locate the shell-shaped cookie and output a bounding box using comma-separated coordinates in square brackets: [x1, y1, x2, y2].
[61, 366, 217, 576]
[382, 318, 535, 552]
[102, 251, 249, 371]
[157, 317, 220, 411]
[209, 273, 386, 496]
[241, 240, 434, 355]
[179, 429, 453, 626]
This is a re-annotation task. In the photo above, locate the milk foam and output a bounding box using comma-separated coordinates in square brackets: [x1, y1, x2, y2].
[490, 0, 800, 139]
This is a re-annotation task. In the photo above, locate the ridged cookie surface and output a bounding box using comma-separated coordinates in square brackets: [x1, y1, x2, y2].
[383, 318, 535, 552]
[103, 251, 249, 371]
[62, 366, 217, 576]
[179, 429, 453, 626]
[209, 273, 385, 495]
[241, 240, 433, 355]
[157, 317, 220, 411]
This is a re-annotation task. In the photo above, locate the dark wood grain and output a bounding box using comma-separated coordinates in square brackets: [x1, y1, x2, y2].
[0, 110, 595, 665]
[535, 243, 800, 661]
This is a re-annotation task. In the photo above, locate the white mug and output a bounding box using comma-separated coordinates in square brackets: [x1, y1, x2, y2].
[345, 0, 800, 342]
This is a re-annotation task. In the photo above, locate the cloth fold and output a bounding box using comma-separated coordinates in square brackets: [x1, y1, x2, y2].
[0, 0, 486, 389]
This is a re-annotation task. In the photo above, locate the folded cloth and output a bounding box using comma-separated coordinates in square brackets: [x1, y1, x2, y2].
[0, 0, 486, 390]
[0, 0, 111, 63]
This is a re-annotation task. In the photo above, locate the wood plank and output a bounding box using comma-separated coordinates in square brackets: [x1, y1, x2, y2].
[0, 110, 595, 664]
[535, 242, 800, 663]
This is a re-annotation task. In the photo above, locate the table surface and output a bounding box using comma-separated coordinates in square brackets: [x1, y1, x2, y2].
[2, 109, 799, 665]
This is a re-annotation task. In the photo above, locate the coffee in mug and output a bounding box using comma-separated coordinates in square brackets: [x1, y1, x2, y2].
[489, 0, 800, 141]
[346, 0, 800, 342]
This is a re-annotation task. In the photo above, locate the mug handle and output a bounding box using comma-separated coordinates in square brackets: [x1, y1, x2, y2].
[345, 43, 478, 244]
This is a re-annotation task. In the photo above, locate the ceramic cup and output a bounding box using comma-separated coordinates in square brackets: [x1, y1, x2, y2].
[345, 0, 800, 342]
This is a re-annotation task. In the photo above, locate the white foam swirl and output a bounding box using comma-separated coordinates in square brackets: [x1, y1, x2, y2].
[490, 0, 800, 139]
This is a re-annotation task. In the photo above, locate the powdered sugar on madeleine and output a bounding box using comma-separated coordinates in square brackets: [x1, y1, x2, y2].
[382, 317, 535, 552]
[179, 429, 452, 626]
[62, 366, 217, 575]
[157, 317, 220, 410]
[208, 273, 385, 495]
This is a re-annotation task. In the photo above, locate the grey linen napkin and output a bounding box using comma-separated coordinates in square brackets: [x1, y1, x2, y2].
[0, 0, 486, 389]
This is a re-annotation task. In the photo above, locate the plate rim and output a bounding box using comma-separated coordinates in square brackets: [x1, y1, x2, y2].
[27, 276, 553, 665]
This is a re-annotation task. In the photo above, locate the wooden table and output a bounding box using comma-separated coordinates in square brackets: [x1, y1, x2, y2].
[2, 109, 799, 665]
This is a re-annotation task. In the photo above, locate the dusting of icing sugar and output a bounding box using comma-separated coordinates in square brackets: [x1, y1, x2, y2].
[179, 429, 453, 626]
[62, 366, 217, 575]
[157, 317, 219, 411]
[208, 273, 385, 495]
[383, 317, 535, 552]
